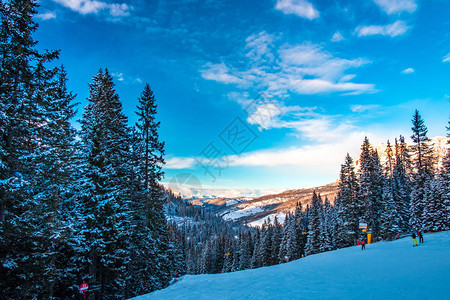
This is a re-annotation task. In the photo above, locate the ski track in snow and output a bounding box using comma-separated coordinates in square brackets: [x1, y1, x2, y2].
[132, 231, 450, 300]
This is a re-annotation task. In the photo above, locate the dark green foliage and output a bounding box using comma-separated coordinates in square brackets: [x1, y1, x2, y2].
[357, 137, 383, 241]
[336, 153, 359, 247]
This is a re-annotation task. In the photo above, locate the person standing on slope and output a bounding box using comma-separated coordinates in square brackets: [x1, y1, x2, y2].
[418, 231, 424, 243]
[361, 239, 365, 250]
[412, 232, 418, 247]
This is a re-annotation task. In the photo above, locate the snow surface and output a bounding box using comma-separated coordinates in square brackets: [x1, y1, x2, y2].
[221, 206, 263, 221]
[248, 211, 287, 227]
[133, 231, 450, 300]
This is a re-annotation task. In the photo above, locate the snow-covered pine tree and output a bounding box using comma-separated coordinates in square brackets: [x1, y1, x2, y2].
[222, 239, 234, 273]
[260, 219, 273, 266]
[305, 192, 323, 255]
[380, 183, 402, 240]
[132, 83, 171, 293]
[423, 119, 450, 231]
[0, 1, 77, 298]
[410, 110, 436, 232]
[278, 213, 290, 263]
[37, 66, 79, 298]
[270, 216, 282, 265]
[422, 178, 447, 231]
[297, 202, 308, 257]
[320, 197, 334, 251]
[167, 223, 187, 283]
[380, 139, 403, 240]
[286, 211, 302, 260]
[393, 136, 412, 232]
[77, 69, 132, 299]
[250, 228, 262, 268]
[239, 231, 253, 270]
[357, 137, 384, 241]
[336, 154, 359, 247]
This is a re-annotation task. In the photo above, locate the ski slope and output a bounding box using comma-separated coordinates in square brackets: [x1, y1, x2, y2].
[133, 231, 450, 300]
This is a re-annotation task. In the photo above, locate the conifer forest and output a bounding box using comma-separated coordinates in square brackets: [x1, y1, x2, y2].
[1, 0, 449, 299]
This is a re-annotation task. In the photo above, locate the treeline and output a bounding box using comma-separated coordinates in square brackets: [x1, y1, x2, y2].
[0, 1, 181, 298]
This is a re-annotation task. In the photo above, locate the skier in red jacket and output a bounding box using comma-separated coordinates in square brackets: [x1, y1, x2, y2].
[361, 240, 365, 250]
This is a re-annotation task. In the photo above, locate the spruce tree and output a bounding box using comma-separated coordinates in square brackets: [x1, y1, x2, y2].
[134, 83, 171, 290]
[410, 110, 435, 232]
[320, 197, 334, 251]
[305, 192, 323, 255]
[77, 69, 132, 299]
[357, 137, 383, 241]
[336, 154, 359, 247]
[270, 216, 281, 265]
[393, 136, 412, 232]
[0, 1, 75, 298]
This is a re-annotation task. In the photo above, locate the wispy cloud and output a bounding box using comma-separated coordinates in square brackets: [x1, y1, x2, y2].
[355, 20, 410, 38]
[111, 71, 142, 84]
[275, 0, 319, 20]
[200, 63, 250, 86]
[112, 72, 124, 81]
[443, 53, 450, 62]
[331, 31, 345, 42]
[202, 33, 376, 96]
[165, 157, 196, 169]
[373, 0, 417, 14]
[401, 67, 415, 74]
[52, 0, 131, 16]
[350, 104, 381, 112]
[36, 11, 57, 20]
[245, 32, 276, 63]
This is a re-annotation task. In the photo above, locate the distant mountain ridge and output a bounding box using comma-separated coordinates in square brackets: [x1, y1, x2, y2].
[188, 181, 339, 226]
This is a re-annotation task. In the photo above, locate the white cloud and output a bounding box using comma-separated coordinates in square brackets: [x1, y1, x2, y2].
[112, 72, 124, 81]
[373, 0, 417, 14]
[164, 157, 196, 169]
[52, 0, 131, 16]
[245, 31, 276, 63]
[331, 31, 344, 42]
[355, 20, 410, 38]
[36, 11, 57, 20]
[443, 53, 450, 62]
[350, 104, 380, 112]
[202, 40, 376, 96]
[109, 3, 130, 16]
[110, 71, 144, 84]
[200, 63, 250, 86]
[401, 67, 415, 74]
[275, 0, 319, 20]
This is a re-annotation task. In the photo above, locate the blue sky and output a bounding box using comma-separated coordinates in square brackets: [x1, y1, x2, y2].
[35, 0, 449, 197]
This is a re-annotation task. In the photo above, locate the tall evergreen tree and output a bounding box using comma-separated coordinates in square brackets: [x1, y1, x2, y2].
[0, 1, 76, 298]
[336, 154, 359, 247]
[357, 137, 383, 241]
[392, 136, 412, 232]
[410, 110, 436, 232]
[305, 192, 323, 255]
[270, 216, 282, 265]
[320, 197, 334, 251]
[77, 69, 132, 299]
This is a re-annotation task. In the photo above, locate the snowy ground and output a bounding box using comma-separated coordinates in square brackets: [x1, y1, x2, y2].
[133, 231, 450, 300]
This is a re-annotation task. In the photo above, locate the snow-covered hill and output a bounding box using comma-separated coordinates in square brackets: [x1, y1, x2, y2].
[189, 182, 339, 226]
[133, 230, 450, 299]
